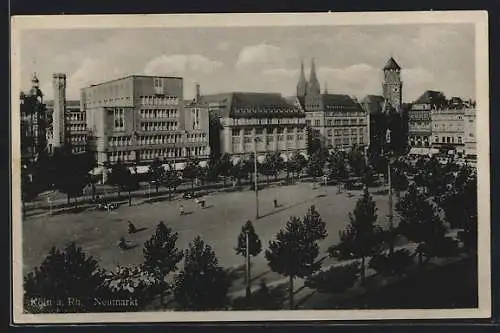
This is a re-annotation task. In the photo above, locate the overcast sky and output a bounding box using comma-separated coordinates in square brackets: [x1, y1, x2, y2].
[19, 24, 475, 102]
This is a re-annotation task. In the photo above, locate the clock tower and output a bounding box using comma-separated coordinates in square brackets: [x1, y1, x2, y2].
[382, 57, 402, 112]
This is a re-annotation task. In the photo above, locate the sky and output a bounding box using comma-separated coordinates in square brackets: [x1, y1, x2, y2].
[19, 23, 475, 102]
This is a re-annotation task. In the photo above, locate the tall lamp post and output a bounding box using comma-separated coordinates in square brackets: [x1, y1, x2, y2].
[254, 137, 259, 220]
[245, 230, 251, 305]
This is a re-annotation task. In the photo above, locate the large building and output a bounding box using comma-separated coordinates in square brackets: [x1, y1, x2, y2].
[296, 59, 369, 152]
[205, 92, 307, 162]
[20, 74, 48, 166]
[408, 90, 447, 148]
[430, 97, 476, 159]
[81, 75, 209, 168]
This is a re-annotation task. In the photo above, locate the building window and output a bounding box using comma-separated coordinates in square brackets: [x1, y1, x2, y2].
[434, 136, 439, 143]
[244, 129, 252, 136]
[306, 120, 311, 125]
[114, 108, 125, 131]
[314, 119, 320, 127]
[327, 129, 332, 137]
[447, 137, 451, 143]
[287, 134, 294, 141]
[327, 119, 333, 126]
[458, 136, 462, 144]
[232, 129, 240, 136]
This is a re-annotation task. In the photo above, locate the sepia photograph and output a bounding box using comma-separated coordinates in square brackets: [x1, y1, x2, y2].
[11, 11, 490, 323]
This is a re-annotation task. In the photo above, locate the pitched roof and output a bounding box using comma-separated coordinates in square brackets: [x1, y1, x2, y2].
[413, 90, 446, 105]
[360, 95, 385, 114]
[383, 57, 401, 71]
[201, 92, 303, 118]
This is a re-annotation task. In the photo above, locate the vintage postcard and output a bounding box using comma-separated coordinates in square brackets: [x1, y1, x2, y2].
[11, 11, 490, 323]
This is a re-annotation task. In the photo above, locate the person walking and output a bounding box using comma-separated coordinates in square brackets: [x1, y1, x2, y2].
[179, 203, 184, 216]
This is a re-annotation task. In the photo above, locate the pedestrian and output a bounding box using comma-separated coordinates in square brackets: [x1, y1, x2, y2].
[179, 203, 184, 216]
[273, 198, 278, 208]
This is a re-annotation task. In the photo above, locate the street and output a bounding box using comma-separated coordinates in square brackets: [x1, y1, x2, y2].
[23, 182, 395, 293]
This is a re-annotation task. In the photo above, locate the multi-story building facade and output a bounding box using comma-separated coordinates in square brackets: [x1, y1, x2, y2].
[205, 92, 307, 162]
[46, 99, 87, 154]
[20, 74, 48, 166]
[81, 75, 209, 168]
[408, 90, 447, 148]
[430, 97, 476, 159]
[297, 59, 369, 152]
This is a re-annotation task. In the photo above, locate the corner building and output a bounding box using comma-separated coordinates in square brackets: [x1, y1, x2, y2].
[81, 75, 209, 167]
[205, 92, 307, 161]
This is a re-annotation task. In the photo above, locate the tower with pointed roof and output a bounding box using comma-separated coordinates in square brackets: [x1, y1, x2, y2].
[304, 58, 321, 111]
[382, 57, 403, 112]
[296, 60, 308, 98]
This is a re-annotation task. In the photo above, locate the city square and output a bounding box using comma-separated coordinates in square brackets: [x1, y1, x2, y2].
[14, 13, 485, 319]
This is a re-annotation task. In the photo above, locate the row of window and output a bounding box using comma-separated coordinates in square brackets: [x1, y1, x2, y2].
[65, 114, 85, 122]
[186, 133, 207, 142]
[140, 109, 179, 119]
[231, 142, 306, 153]
[433, 122, 464, 131]
[232, 134, 305, 144]
[68, 124, 86, 132]
[140, 121, 178, 132]
[140, 96, 179, 106]
[230, 118, 304, 126]
[107, 146, 206, 163]
[70, 135, 86, 143]
[306, 118, 365, 126]
[326, 127, 365, 137]
[231, 127, 305, 136]
[329, 136, 365, 146]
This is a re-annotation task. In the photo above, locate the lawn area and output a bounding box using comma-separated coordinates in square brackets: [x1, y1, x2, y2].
[22, 182, 394, 289]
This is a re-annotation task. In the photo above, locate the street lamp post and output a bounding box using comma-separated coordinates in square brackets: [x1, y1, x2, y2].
[254, 137, 259, 220]
[387, 157, 394, 254]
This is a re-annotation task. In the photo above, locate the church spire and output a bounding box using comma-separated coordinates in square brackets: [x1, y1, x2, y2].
[307, 58, 320, 95]
[296, 59, 308, 97]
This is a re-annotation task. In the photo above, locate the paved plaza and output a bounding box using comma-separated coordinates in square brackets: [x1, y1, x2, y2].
[23, 182, 394, 291]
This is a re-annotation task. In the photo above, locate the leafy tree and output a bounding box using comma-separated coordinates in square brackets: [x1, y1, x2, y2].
[108, 159, 129, 199]
[307, 152, 325, 180]
[265, 216, 321, 309]
[347, 145, 366, 177]
[260, 153, 276, 184]
[143, 222, 184, 305]
[52, 150, 90, 206]
[396, 185, 447, 266]
[217, 153, 233, 186]
[148, 158, 165, 193]
[183, 158, 200, 189]
[24, 242, 105, 313]
[174, 236, 230, 310]
[328, 150, 348, 182]
[328, 188, 383, 282]
[164, 166, 181, 200]
[302, 205, 327, 242]
[305, 263, 360, 294]
[439, 169, 477, 252]
[100, 265, 162, 312]
[286, 152, 307, 180]
[229, 161, 246, 185]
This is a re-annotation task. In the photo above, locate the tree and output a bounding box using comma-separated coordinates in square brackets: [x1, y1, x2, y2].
[305, 263, 360, 294]
[307, 152, 325, 181]
[302, 205, 327, 242]
[108, 159, 128, 199]
[24, 242, 105, 313]
[217, 153, 233, 186]
[439, 168, 477, 252]
[328, 188, 383, 282]
[52, 150, 90, 206]
[287, 152, 307, 180]
[235, 220, 263, 303]
[347, 145, 366, 178]
[183, 158, 200, 189]
[143, 222, 184, 305]
[148, 158, 165, 193]
[174, 236, 230, 310]
[265, 216, 321, 309]
[164, 165, 181, 200]
[328, 150, 348, 182]
[396, 185, 447, 266]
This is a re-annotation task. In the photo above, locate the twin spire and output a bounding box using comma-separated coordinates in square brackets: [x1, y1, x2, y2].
[296, 58, 321, 97]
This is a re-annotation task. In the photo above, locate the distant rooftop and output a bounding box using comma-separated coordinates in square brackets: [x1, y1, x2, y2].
[383, 57, 401, 71]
